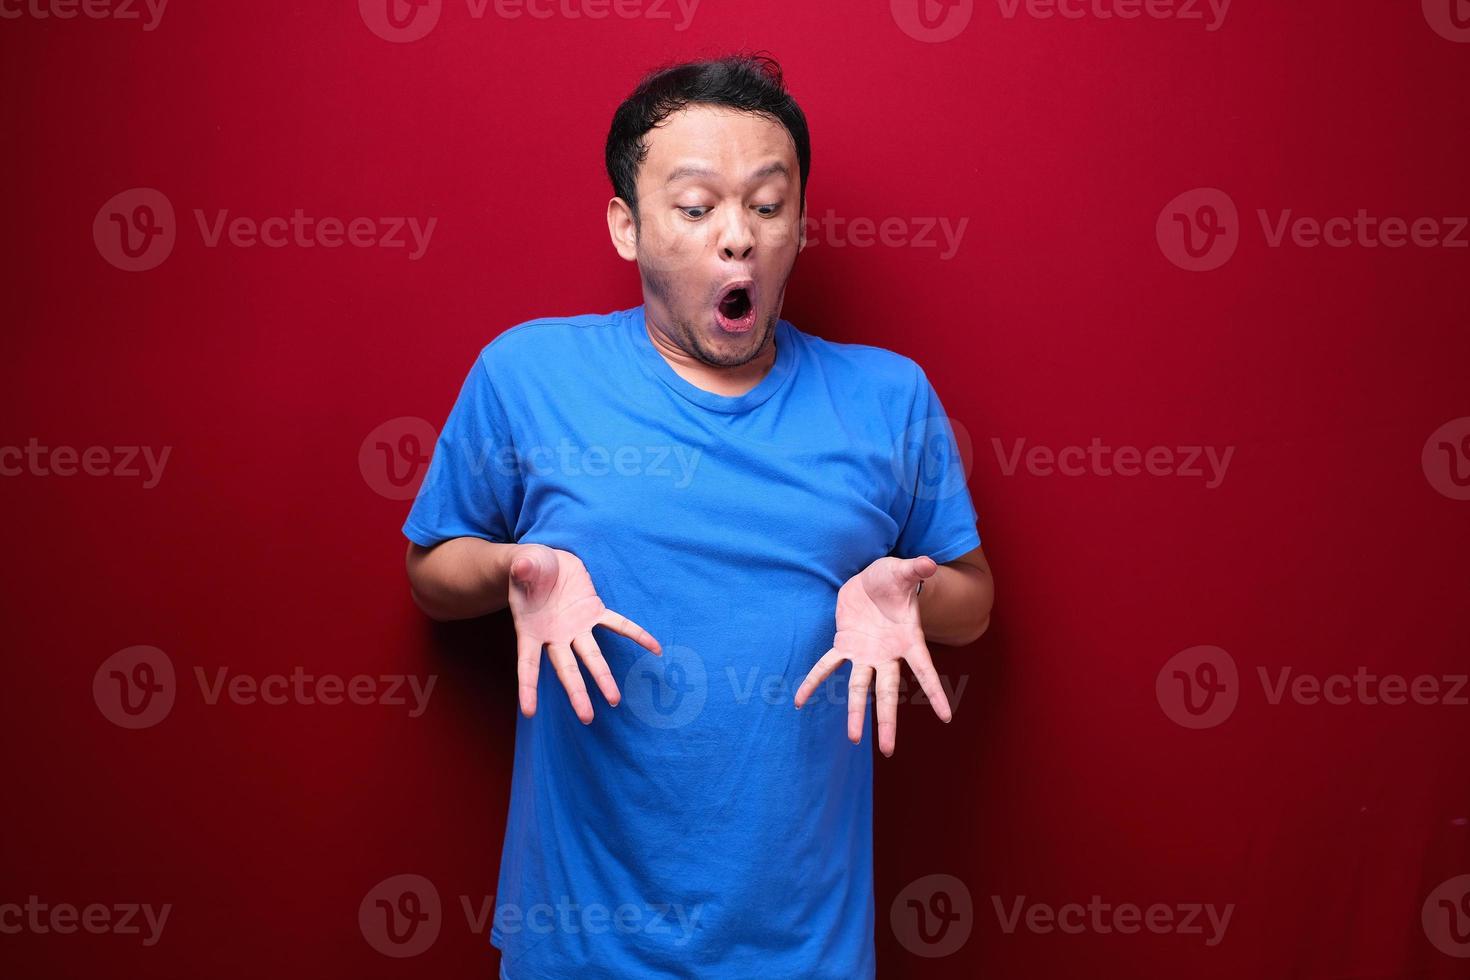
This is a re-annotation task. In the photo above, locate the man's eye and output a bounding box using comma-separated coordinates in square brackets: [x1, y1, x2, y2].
[754, 204, 781, 216]
[679, 206, 710, 219]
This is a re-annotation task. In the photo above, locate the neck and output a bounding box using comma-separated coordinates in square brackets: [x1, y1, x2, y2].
[643, 310, 777, 397]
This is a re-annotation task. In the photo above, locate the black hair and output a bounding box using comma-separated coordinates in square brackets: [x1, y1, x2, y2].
[604, 53, 811, 228]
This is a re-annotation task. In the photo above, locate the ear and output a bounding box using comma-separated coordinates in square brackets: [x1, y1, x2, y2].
[797, 194, 808, 253]
[607, 197, 638, 261]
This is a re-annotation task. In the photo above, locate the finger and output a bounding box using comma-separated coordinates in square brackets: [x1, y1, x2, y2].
[906, 645, 953, 723]
[876, 663, 900, 757]
[904, 555, 939, 587]
[597, 607, 663, 655]
[847, 664, 874, 744]
[516, 631, 542, 717]
[572, 631, 620, 707]
[547, 641, 594, 724]
[793, 648, 842, 709]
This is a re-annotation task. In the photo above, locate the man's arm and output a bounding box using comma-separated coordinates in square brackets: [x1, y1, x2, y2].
[916, 543, 994, 647]
[405, 537, 519, 622]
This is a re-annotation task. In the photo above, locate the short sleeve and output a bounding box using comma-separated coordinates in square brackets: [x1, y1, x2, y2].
[891, 364, 982, 564]
[401, 349, 524, 548]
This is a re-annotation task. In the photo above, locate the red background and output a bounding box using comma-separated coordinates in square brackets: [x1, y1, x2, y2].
[3, 1, 1468, 976]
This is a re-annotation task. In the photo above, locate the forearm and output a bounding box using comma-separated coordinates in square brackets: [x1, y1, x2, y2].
[918, 561, 993, 646]
[405, 537, 519, 621]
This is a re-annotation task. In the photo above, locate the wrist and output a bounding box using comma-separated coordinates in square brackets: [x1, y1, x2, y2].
[488, 541, 522, 597]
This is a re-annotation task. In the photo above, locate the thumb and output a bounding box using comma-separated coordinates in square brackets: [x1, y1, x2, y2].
[510, 547, 555, 590]
[510, 556, 534, 586]
[906, 555, 939, 584]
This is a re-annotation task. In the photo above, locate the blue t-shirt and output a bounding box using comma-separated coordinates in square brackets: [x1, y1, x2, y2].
[403, 305, 981, 979]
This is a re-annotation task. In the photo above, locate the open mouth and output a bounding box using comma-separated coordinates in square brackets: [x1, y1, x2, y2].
[714, 281, 756, 333]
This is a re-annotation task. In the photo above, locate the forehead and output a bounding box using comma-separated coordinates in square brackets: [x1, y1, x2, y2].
[639, 104, 797, 187]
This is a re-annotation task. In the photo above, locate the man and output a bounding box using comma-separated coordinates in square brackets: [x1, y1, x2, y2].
[403, 53, 994, 980]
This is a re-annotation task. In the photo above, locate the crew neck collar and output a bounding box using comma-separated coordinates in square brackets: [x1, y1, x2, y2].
[624, 304, 795, 415]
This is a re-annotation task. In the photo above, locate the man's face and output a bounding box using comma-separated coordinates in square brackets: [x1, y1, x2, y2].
[613, 104, 805, 369]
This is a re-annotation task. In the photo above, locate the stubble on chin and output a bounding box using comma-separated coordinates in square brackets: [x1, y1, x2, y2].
[640, 263, 776, 369]
[684, 313, 777, 369]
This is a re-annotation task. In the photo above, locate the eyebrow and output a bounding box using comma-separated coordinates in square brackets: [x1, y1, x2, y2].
[664, 161, 791, 186]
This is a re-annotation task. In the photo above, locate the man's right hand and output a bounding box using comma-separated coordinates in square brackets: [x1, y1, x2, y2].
[506, 543, 662, 723]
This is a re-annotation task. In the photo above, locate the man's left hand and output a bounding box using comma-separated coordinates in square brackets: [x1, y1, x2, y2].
[793, 555, 953, 757]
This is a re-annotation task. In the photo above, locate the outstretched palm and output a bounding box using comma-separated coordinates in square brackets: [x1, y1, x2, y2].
[507, 543, 661, 723]
[793, 555, 951, 756]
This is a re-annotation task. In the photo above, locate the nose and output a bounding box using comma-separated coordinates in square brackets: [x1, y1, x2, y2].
[716, 206, 754, 261]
